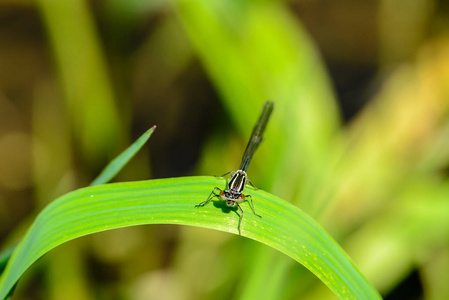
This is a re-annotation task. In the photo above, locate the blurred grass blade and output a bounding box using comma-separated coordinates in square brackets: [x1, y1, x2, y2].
[174, 0, 340, 210]
[90, 126, 156, 186]
[0, 177, 381, 300]
[38, 0, 123, 163]
[0, 244, 17, 275]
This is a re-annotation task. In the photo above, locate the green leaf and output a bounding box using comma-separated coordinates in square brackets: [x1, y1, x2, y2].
[90, 126, 156, 186]
[0, 126, 156, 274]
[0, 245, 16, 276]
[0, 177, 380, 300]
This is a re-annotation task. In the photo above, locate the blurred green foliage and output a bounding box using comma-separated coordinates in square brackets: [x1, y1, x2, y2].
[0, 0, 448, 299]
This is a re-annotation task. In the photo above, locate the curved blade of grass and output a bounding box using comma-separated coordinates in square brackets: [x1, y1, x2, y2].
[90, 126, 156, 186]
[0, 126, 156, 273]
[0, 177, 381, 300]
[0, 245, 16, 276]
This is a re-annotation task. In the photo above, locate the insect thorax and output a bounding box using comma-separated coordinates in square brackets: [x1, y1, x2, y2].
[228, 170, 247, 193]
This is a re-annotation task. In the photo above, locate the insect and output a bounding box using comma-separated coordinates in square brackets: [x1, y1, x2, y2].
[196, 101, 274, 234]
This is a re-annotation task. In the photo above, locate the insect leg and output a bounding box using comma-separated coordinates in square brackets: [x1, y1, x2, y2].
[245, 194, 261, 218]
[218, 171, 232, 178]
[196, 187, 221, 207]
[246, 179, 259, 190]
[236, 203, 244, 235]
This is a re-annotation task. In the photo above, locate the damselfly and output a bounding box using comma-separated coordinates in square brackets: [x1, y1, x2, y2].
[196, 101, 274, 234]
